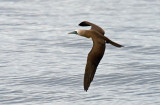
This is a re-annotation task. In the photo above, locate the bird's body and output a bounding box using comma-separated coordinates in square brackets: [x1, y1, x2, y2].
[68, 21, 123, 91]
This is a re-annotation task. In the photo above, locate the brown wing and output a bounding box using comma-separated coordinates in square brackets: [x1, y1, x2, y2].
[79, 21, 105, 35]
[84, 41, 105, 91]
[79, 21, 123, 47]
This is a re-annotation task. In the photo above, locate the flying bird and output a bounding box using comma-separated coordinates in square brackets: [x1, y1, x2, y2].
[68, 21, 123, 91]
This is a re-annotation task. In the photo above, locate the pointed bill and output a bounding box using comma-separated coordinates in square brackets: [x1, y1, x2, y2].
[68, 31, 78, 34]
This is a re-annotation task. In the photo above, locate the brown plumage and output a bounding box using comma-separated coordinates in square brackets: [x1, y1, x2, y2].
[68, 21, 123, 91]
[79, 21, 105, 35]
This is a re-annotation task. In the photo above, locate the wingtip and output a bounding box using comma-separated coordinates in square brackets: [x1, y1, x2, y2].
[84, 87, 88, 92]
[84, 89, 88, 92]
[79, 21, 90, 26]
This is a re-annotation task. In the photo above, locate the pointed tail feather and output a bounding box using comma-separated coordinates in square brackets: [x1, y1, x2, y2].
[107, 39, 123, 47]
[95, 32, 123, 47]
[103, 36, 123, 47]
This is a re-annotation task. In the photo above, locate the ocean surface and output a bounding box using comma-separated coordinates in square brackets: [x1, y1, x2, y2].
[0, 0, 160, 105]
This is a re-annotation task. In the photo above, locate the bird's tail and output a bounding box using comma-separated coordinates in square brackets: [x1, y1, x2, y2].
[103, 36, 123, 47]
[97, 33, 123, 47]
[106, 39, 123, 47]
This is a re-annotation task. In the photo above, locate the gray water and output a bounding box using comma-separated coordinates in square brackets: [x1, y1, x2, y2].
[0, 0, 160, 105]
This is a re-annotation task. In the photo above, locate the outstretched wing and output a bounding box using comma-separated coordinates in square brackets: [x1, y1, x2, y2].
[84, 42, 105, 91]
[84, 60, 97, 91]
[79, 21, 123, 47]
[79, 21, 105, 35]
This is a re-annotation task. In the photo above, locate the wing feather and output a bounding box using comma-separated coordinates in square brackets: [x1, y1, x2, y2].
[84, 42, 105, 91]
[79, 21, 105, 35]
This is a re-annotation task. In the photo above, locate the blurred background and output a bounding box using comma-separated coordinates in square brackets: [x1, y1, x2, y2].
[0, 0, 160, 105]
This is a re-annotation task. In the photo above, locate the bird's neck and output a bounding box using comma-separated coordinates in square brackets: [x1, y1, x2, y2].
[78, 30, 91, 38]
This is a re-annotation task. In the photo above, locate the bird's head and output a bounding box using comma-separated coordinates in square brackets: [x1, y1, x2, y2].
[68, 30, 79, 35]
[68, 30, 86, 36]
[68, 30, 90, 38]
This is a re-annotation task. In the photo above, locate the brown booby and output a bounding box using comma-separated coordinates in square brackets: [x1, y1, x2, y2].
[68, 21, 123, 91]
